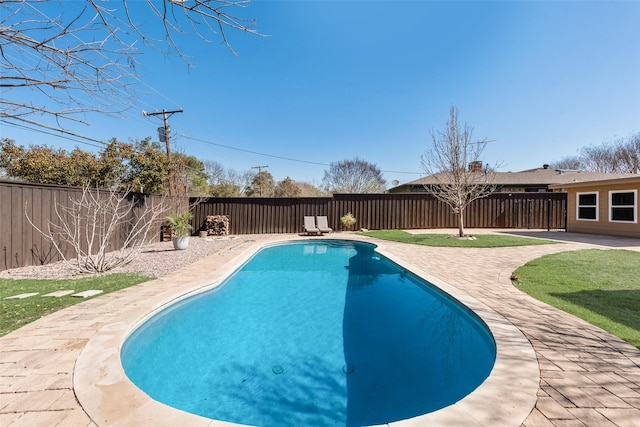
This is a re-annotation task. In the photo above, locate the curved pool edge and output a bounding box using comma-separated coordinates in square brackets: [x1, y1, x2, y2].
[373, 244, 539, 427]
[74, 234, 539, 427]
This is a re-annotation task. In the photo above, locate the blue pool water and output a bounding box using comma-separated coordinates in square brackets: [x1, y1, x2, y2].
[121, 240, 496, 427]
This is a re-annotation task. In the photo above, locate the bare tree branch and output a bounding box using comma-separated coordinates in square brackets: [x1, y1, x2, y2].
[1, 0, 260, 130]
[26, 185, 168, 274]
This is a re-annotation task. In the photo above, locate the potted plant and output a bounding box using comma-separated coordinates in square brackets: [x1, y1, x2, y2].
[166, 211, 193, 250]
[340, 212, 357, 230]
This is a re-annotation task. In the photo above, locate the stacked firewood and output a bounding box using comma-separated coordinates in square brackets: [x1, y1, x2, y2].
[205, 215, 230, 236]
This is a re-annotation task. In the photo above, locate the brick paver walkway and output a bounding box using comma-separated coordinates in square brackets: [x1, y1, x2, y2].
[0, 231, 639, 426]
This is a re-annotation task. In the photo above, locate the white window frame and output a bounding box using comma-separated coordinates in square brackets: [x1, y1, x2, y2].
[576, 191, 599, 221]
[609, 189, 637, 223]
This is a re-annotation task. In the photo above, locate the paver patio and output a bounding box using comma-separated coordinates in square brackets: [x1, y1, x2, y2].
[0, 230, 639, 426]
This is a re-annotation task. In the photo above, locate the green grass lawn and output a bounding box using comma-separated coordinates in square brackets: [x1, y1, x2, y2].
[358, 229, 559, 247]
[513, 249, 640, 349]
[0, 274, 151, 337]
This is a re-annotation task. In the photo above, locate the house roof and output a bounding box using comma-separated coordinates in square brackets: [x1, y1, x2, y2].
[548, 175, 640, 190]
[392, 167, 639, 190]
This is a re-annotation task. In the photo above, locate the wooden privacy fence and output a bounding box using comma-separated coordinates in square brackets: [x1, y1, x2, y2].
[0, 181, 170, 272]
[1, 180, 567, 272]
[191, 192, 567, 235]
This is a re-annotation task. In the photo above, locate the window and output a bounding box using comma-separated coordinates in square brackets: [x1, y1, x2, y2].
[609, 190, 637, 223]
[577, 192, 598, 221]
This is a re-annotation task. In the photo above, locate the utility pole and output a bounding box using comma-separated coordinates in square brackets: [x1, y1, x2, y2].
[252, 165, 269, 196]
[142, 108, 183, 159]
[142, 108, 183, 197]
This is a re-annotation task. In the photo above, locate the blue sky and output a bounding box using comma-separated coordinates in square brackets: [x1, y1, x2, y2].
[2, 0, 639, 187]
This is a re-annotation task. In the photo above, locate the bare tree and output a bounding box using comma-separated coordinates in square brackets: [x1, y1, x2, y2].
[27, 185, 167, 273]
[619, 133, 640, 174]
[580, 143, 622, 173]
[551, 132, 640, 174]
[0, 0, 259, 130]
[322, 158, 387, 193]
[550, 155, 583, 171]
[205, 160, 253, 197]
[421, 106, 498, 238]
[601, 133, 640, 174]
[204, 160, 227, 186]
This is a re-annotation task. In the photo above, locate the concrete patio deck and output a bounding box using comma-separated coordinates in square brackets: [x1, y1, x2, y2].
[1, 230, 639, 426]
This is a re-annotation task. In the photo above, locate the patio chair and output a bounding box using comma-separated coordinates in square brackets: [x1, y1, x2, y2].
[303, 216, 321, 235]
[316, 216, 333, 234]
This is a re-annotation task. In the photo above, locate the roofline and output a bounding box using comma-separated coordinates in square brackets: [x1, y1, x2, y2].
[548, 175, 640, 189]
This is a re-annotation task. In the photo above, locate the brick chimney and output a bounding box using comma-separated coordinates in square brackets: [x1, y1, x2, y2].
[468, 161, 483, 172]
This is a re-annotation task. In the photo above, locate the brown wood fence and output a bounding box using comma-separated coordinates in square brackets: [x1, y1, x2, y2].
[191, 192, 567, 235]
[1, 180, 567, 271]
[0, 181, 169, 272]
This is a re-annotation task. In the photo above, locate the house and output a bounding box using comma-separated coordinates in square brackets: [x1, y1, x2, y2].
[549, 176, 640, 239]
[388, 163, 639, 194]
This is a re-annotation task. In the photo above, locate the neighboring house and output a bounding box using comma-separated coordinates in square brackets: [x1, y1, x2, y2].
[549, 176, 640, 239]
[389, 163, 639, 194]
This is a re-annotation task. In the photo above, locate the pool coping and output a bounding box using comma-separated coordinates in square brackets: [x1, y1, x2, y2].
[74, 234, 538, 427]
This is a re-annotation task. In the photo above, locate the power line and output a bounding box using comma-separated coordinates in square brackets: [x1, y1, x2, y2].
[10, 1, 183, 141]
[3, 3, 425, 178]
[0, 117, 108, 148]
[178, 133, 423, 175]
[179, 133, 329, 167]
[3, 118, 425, 177]
[0, 120, 106, 149]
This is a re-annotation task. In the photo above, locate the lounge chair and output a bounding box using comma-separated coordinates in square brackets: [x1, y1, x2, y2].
[303, 216, 321, 235]
[316, 216, 333, 234]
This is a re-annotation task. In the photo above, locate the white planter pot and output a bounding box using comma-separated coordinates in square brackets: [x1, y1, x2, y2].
[172, 236, 190, 250]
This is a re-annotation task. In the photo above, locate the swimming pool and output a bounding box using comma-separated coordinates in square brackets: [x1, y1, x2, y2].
[121, 240, 496, 426]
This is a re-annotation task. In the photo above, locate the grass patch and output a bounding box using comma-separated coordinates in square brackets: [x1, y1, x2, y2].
[513, 249, 640, 349]
[358, 230, 559, 247]
[0, 273, 151, 337]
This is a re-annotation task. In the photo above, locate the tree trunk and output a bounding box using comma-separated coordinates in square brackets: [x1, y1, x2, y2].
[458, 209, 465, 237]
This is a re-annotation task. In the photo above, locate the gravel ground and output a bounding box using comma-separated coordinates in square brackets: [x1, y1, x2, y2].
[0, 236, 254, 280]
